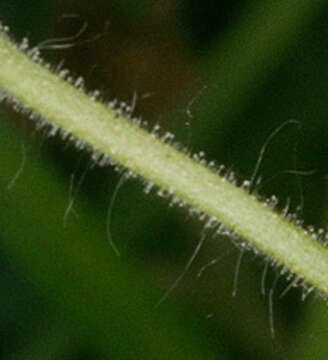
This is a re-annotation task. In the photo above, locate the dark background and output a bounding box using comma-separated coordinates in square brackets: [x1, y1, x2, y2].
[1, 0, 328, 358]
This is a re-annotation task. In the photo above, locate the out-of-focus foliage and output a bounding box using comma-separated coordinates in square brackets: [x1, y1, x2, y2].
[1, 0, 328, 358]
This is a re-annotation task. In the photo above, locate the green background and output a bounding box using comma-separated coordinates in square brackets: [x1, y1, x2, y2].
[1, 0, 328, 358]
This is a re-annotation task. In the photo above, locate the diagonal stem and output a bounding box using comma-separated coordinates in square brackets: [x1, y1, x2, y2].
[1, 27, 328, 298]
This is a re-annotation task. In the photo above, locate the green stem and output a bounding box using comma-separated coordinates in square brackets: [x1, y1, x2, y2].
[1, 28, 328, 298]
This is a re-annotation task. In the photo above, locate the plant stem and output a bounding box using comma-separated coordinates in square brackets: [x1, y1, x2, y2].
[1, 29, 328, 298]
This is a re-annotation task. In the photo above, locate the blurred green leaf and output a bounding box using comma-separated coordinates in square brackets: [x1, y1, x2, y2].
[0, 115, 227, 359]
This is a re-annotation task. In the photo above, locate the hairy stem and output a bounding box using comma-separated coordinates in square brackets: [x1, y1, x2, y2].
[1, 28, 328, 298]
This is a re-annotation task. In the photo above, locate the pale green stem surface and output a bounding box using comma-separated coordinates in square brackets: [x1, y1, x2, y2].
[1, 31, 328, 297]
